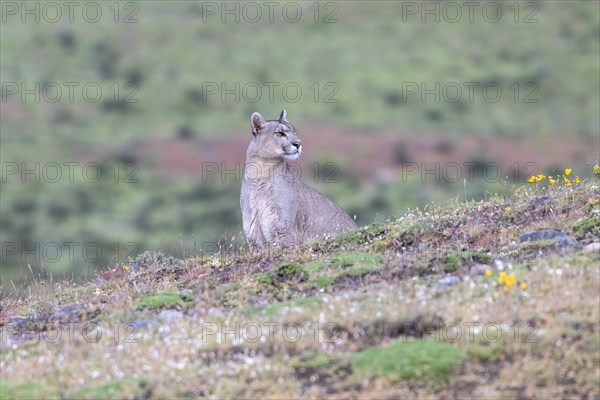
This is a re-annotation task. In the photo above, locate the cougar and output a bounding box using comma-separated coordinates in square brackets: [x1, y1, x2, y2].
[240, 110, 357, 250]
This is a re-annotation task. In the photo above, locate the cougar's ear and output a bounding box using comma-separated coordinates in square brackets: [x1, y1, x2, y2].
[278, 109, 287, 123]
[251, 112, 266, 136]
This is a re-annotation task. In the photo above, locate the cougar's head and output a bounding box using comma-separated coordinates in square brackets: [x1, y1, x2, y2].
[249, 110, 302, 161]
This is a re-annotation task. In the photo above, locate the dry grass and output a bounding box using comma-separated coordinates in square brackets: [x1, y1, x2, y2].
[1, 182, 599, 399]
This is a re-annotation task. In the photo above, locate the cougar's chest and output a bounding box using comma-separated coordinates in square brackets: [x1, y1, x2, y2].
[242, 179, 276, 240]
[251, 179, 285, 217]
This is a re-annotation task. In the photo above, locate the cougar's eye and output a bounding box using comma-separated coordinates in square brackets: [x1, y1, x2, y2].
[275, 132, 287, 138]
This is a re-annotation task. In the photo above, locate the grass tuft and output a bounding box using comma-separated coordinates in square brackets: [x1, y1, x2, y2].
[137, 291, 193, 310]
[351, 339, 465, 384]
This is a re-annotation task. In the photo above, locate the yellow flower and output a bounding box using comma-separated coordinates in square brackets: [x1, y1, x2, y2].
[515, 188, 521, 194]
[564, 176, 571, 184]
[485, 269, 492, 276]
[506, 274, 516, 286]
[536, 174, 546, 182]
[503, 285, 509, 292]
[565, 168, 572, 176]
[383, 241, 389, 246]
[505, 206, 511, 212]
[549, 177, 556, 185]
[575, 176, 580, 184]
[520, 282, 527, 290]
[498, 271, 507, 284]
[528, 175, 536, 183]
[124, 265, 130, 271]
[595, 165, 599, 172]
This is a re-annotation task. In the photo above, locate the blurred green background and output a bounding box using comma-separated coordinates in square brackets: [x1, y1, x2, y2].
[1, 1, 598, 281]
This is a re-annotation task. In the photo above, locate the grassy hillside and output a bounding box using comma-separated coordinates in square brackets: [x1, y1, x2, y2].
[1, 180, 598, 399]
[1, 1, 599, 279]
[2, 1, 598, 150]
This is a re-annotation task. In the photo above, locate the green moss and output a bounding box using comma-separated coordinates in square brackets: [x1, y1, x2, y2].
[467, 343, 503, 362]
[342, 266, 374, 277]
[467, 251, 492, 264]
[309, 276, 336, 289]
[255, 262, 308, 286]
[291, 353, 332, 370]
[351, 339, 464, 384]
[303, 253, 383, 288]
[415, 261, 434, 275]
[0, 382, 60, 400]
[329, 252, 383, 268]
[303, 261, 325, 271]
[398, 222, 427, 247]
[291, 353, 351, 382]
[445, 251, 491, 272]
[275, 262, 307, 279]
[137, 291, 193, 310]
[67, 382, 122, 400]
[573, 216, 600, 240]
[334, 230, 362, 247]
[310, 223, 387, 252]
[444, 253, 462, 272]
[255, 272, 276, 286]
[329, 252, 384, 278]
[365, 222, 387, 237]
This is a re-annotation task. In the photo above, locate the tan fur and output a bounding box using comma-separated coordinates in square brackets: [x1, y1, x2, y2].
[240, 110, 357, 250]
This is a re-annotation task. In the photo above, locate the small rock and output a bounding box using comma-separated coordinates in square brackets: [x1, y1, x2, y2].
[583, 242, 600, 254]
[130, 319, 158, 329]
[297, 271, 306, 283]
[519, 230, 578, 247]
[158, 310, 185, 321]
[206, 307, 227, 317]
[471, 264, 492, 276]
[59, 304, 82, 314]
[8, 316, 29, 325]
[438, 276, 460, 286]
